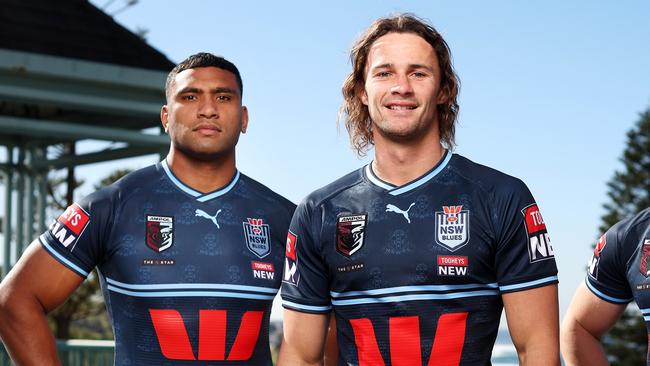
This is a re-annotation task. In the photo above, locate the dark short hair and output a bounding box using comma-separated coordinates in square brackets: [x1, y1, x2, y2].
[340, 14, 460, 156]
[165, 52, 243, 99]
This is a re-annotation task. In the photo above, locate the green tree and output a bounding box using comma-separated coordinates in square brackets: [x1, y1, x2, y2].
[46, 161, 132, 339]
[599, 108, 650, 365]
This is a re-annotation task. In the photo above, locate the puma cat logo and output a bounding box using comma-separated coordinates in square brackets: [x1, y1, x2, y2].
[195, 209, 222, 228]
[386, 203, 416, 224]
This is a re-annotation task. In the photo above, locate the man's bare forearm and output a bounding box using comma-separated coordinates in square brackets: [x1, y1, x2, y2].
[0, 292, 60, 365]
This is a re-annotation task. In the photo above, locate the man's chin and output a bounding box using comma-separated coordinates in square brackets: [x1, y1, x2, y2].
[177, 146, 234, 162]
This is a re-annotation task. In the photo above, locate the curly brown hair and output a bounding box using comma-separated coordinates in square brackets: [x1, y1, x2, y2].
[340, 14, 460, 156]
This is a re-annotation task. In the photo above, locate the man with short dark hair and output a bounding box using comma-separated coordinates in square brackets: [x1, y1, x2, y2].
[279, 15, 559, 365]
[0, 52, 295, 365]
[561, 209, 650, 365]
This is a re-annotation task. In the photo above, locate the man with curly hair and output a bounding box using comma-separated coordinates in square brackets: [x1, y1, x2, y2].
[279, 14, 559, 365]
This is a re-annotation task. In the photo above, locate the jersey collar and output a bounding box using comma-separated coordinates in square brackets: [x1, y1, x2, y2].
[365, 150, 452, 196]
[161, 159, 240, 202]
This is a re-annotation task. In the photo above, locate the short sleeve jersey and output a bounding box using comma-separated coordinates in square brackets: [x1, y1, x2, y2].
[40, 161, 295, 365]
[281, 152, 558, 366]
[585, 208, 650, 364]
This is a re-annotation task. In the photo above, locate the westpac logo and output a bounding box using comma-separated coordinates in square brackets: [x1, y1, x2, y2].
[150, 309, 263, 361]
[435, 205, 470, 251]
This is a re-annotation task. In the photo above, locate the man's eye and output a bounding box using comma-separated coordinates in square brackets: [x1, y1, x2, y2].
[182, 95, 197, 101]
[217, 95, 232, 101]
[375, 71, 391, 78]
[412, 72, 427, 78]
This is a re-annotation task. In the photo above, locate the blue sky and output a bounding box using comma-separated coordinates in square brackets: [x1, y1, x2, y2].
[73, 0, 650, 321]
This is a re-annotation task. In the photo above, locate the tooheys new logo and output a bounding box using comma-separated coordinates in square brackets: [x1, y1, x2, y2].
[49, 203, 91, 250]
[521, 203, 554, 263]
[589, 234, 607, 279]
[639, 239, 650, 278]
[283, 231, 299, 286]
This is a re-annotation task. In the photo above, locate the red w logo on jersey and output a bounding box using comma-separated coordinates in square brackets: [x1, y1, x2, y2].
[350, 312, 468, 366]
[149, 309, 263, 360]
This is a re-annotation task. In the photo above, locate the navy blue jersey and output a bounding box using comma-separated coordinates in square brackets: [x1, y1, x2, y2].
[281, 152, 557, 366]
[40, 161, 295, 365]
[585, 208, 650, 364]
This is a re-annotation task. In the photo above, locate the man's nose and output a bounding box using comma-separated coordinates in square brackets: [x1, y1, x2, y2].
[198, 99, 219, 118]
[390, 74, 414, 95]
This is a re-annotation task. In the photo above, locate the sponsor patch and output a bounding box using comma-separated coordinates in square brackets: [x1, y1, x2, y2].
[435, 205, 470, 251]
[252, 261, 275, 280]
[243, 218, 271, 258]
[336, 262, 365, 273]
[336, 213, 368, 257]
[521, 204, 554, 263]
[588, 234, 606, 279]
[437, 255, 468, 276]
[640, 239, 650, 278]
[142, 259, 175, 266]
[146, 215, 174, 253]
[49, 203, 91, 250]
[283, 231, 299, 286]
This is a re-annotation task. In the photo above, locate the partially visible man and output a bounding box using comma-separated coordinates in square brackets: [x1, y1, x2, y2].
[0, 52, 295, 365]
[279, 14, 559, 365]
[561, 209, 650, 365]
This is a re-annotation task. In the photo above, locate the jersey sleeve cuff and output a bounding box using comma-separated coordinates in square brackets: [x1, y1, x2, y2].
[585, 277, 633, 304]
[499, 274, 558, 294]
[39, 234, 90, 278]
[281, 297, 332, 314]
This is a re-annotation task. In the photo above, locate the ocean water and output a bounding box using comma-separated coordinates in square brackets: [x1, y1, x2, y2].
[492, 328, 518, 365]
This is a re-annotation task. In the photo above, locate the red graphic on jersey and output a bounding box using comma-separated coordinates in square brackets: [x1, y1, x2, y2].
[58, 203, 90, 235]
[247, 218, 264, 234]
[442, 205, 463, 223]
[251, 261, 275, 272]
[349, 312, 468, 366]
[640, 239, 650, 278]
[437, 256, 468, 266]
[521, 203, 553, 263]
[149, 309, 263, 360]
[286, 231, 297, 261]
[594, 234, 606, 256]
[523, 204, 546, 234]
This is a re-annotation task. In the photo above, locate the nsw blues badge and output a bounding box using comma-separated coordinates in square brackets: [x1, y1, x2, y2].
[243, 218, 271, 258]
[146, 215, 174, 253]
[435, 205, 470, 252]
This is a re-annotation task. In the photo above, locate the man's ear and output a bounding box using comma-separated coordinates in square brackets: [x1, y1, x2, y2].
[358, 86, 369, 106]
[161, 105, 169, 133]
[437, 87, 449, 104]
[240, 106, 249, 133]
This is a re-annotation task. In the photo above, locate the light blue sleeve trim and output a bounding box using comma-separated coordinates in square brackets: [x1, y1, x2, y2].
[39, 234, 90, 278]
[585, 278, 632, 304]
[499, 275, 558, 292]
[282, 299, 331, 312]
